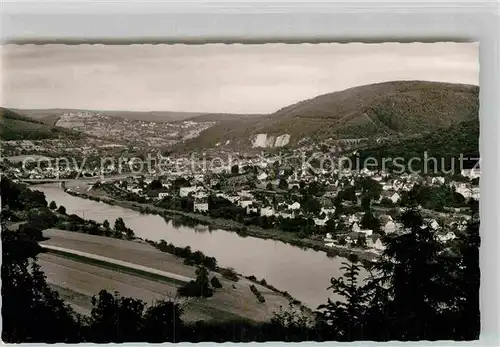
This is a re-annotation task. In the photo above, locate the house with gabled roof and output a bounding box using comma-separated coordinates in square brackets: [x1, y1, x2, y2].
[314, 215, 329, 227]
[367, 233, 385, 251]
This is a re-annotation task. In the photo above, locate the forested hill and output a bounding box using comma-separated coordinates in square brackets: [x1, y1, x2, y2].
[178, 80, 479, 150]
[354, 117, 479, 174]
[0, 108, 83, 141]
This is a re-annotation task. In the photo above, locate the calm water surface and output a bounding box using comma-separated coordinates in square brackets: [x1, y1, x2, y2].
[36, 184, 367, 309]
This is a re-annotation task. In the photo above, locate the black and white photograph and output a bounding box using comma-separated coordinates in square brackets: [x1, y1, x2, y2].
[1, 42, 480, 342]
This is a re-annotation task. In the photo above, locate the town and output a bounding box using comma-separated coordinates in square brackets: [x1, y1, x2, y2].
[3, 146, 480, 257]
[1, 42, 482, 343]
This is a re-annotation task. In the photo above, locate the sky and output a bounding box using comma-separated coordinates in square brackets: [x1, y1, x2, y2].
[1, 43, 479, 114]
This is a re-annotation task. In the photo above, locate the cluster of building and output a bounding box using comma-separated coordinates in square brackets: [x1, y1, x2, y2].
[102, 156, 479, 254]
[55, 111, 215, 148]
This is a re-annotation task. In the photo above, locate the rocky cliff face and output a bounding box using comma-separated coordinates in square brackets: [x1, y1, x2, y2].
[251, 133, 291, 148]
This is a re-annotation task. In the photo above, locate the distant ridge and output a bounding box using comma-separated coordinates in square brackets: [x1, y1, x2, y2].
[178, 80, 479, 150]
[0, 108, 83, 141]
[10, 108, 262, 124]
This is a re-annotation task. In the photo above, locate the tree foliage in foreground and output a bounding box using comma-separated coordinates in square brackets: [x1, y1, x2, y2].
[1, 177, 480, 342]
[316, 206, 480, 341]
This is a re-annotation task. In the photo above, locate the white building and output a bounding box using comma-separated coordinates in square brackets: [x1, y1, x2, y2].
[348, 215, 360, 224]
[461, 168, 480, 179]
[432, 176, 445, 185]
[425, 218, 440, 230]
[225, 195, 240, 203]
[437, 231, 456, 243]
[278, 212, 294, 219]
[260, 206, 275, 217]
[246, 206, 258, 214]
[158, 192, 169, 199]
[390, 192, 401, 204]
[321, 207, 336, 216]
[239, 200, 254, 208]
[352, 222, 361, 233]
[180, 186, 197, 197]
[367, 234, 385, 251]
[382, 184, 393, 191]
[238, 190, 254, 199]
[193, 191, 209, 200]
[384, 221, 397, 234]
[194, 203, 209, 212]
[314, 216, 329, 227]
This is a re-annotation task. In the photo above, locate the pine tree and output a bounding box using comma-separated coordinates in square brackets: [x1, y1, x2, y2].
[317, 254, 368, 341]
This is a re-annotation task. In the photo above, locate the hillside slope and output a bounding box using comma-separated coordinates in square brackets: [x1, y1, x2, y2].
[185, 113, 264, 123]
[354, 116, 479, 174]
[179, 81, 479, 150]
[0, 108, 83, 141]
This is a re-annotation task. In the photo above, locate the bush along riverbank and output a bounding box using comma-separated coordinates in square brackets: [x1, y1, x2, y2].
[144, 238, 312, 314]
[145, 239, 217, 270]
[64, 188, 376, 263]
[61, 189, 312, 312]
[244, 275, 302, 306]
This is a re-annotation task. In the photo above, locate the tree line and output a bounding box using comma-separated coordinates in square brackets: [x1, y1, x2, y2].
[1, 177, 480, 342]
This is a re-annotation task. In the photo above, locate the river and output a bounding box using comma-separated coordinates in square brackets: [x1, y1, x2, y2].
[36, 184, 368, 310]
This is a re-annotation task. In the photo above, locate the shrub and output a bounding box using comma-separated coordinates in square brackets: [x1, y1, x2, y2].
[27, 207, 57, 230]
[18, 223, 44, 241]
[220, 268, 239, 282]
[177, 267, 214, 298]
[210, 276, 222, 289]
[249, 285, 266, 303]
[177, 281, 213, 298]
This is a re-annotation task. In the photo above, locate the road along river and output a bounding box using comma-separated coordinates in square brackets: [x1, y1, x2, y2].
[35, 184, 368, 310]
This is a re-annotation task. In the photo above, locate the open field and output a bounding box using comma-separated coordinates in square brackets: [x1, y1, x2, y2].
[39, 229, 301, 323]
[41, 229, 198, 278]
[42, 245, 194, 286]
[39, 253, 181, 312]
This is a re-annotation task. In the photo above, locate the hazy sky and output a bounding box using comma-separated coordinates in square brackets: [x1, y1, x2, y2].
[1, 43, 478, 114]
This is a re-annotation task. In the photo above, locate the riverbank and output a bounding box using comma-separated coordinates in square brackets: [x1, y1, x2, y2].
[39, 229, 314, 323]
[64, 187, 377, 263]
[33, 183, 369, 309]
[40, 222, 313, 315]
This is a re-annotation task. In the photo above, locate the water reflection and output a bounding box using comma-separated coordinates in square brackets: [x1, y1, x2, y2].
[35, 184, 367, 309]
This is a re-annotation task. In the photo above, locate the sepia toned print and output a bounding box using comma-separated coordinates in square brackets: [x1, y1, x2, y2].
[1, 43, 479, 342]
